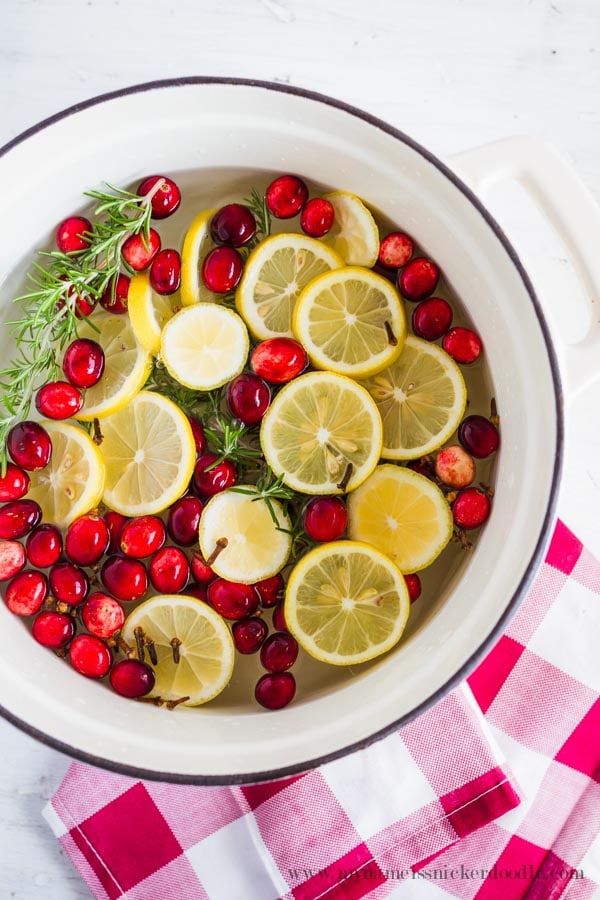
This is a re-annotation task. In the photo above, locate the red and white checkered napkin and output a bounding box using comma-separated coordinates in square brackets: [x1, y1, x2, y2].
[43, 519, 600, 900]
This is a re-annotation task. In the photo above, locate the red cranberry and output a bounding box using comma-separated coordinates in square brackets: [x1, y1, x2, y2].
[0, 540, 26, 581]
[120, 516, 166, 558]
[167, 497, 203, 546]
[137, 175, 181, 219]
[254, 573, 284, 609]
[122, 228, 161, 272]
[210, 204, 256, 247]
[193, 454, 237, 497]
[412, 297, 453, 341]
[188, 417, 206, 456]
[101, 556, 148, 602]
[442, 327, 482, 364]
[49, 562, 89, 606]
[35, 381, 83, 419]
[303, 496, 347, 542]
[202, 246, 243, 293]
[65, 515, 109, 566]
[255, 672, 296, 709]
[227, 373, 271, 426]
[434, 446, 475, 488]
[0, 464, 30, 501]
[260, 631, 298, 672]
[32, 610, 75, 648]
[150, 249, 181, 294]
[378, 232, 414, 269]
[190, 553, 216, 584]
[272, 602, 288, 632]
[100, 273, 130, 314]
[69, 634, 112, 678]
[56, 216, 92, 254]
[26, 524, 63, 568]
[232, 617, 268, 654]
[207, 579, 259, 620]
[265, 175, 308, 218]
[452, 489, 491, 529]
[103, 510, 129, 554]
[110, 658, 155, 698]
[7, 421, 52, 470]
[62, 338, 105, 388]
[5, 570, 48, 616]
[399, 257, 440, 301]
[82, 592, 125, 639]
[0, 500, 42, 540]
[300, 198, 334, 237]
[458, 415, 500, 459]
[149, 547, 190, 593]
[185, 581, 209, 601]
[251, 337, 308, 384]
[404, 573, 422, 603]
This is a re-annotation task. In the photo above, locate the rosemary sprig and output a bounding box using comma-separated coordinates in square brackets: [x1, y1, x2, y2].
[203, 416, 263, 471]
[144, 361, 212, 419]
[231, 466, 299, 527]
[244, 187, 271, 243]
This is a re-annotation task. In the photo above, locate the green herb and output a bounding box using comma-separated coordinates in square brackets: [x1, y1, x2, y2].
[244, 187, 272, 243]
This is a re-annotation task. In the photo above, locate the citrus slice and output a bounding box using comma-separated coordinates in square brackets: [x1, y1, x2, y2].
[260, 371, 383, 494]
[180, 207, 218, 306]
[75, 311, 152, 420]
[121, 594, 234, 706]
[235, 232, 343, 339]
[359, 335, 467, 460]
[285, 540, 410, 666]
[128, 272, 175, 355]
[198, 487, 292, 584]
[98, 390, 196, 516]
[160, 303, 249, 391]
[25, 421, 105, 528]
[292, 266, 406, 377]
[347, 464, 453, 572]
[320, 190, 379, 267]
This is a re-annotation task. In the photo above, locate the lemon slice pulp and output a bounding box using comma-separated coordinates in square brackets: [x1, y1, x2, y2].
[320, 190, 380, 267]
[180, 208, 218, 306]
[347, 464, 453, 572]
[121, 595, 235, 706]
[285, 540, 410, 666]
[128, 272, 175, 355]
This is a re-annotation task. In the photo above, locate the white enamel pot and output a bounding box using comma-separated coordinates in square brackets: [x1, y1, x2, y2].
[0, 79, 598, 783]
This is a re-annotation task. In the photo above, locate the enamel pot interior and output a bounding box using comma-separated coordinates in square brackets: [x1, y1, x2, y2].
[0, 80, 562, 782]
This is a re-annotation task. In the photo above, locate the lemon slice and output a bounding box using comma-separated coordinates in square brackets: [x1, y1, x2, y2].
[25, 421, 105, 528]
[198, 487, 292, 584]
[260, 371, 382, 494]
[160, 303, 249, 391]
[98, 390, 196, 516]
[128, 273, 175, 355]
[293, 266, 406, 377]
[359, 335, 467, 460]
[75, 311, 152, 420]
[121, 595, 234, 706]
[285, 540, 410, 666]
[320, 191, 379, 267]
[235, 233, 343, 339]
[180, 208, 218, 306]
[347, 465, 453, 572]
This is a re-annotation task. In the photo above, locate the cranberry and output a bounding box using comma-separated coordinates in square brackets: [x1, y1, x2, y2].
[65, 515, 109, 567]
[227, 373, 271, 426]
[272, 602, 288, 632]
[300, 198, 334, 237]
[101, 556, 148, 602]
[188, 417, 206, 456]
[49, 562, 89, 606]
[265, 175, 308, 218]
[150, 249, 181, 294]
[210, 204, 256, 247]
[0, 500, 41, 540]
[56, 216, 92, 254]
[193, 454, 237, 497]
[251, 337, 308, 384]
[82, 592, 125, 639]
[452, 489, 491, 529]
[149, 547, 190, 593]
[110, 658, 155, 698]
[62, 338, 105, 388]
[7, 421, 52, 470]
[458, 415, 500, 459]
[232, 617, 268, 654]
[0, 540, 26, 581]
[202, 246, 243, 293]
[32, 610, 75, 648]
[254, 573, 284, 609]
[35, 381, 83, 419]
[255, 672, 296, 709]
[434, 446, 475, 488]
[412, 297, 453, 341]
[442, 327, 482, 364]
[120, 516, 166, 558]
[26, 524, 63, 568]
[100, 273, 130, 314]
[137, 175, 181, 219]
[5, 570, 48, 616]
[167, 496, 203, 546]
[69, 634, 112, 678]
[0, 464, 30, 501]
[404, 573, 422, 603]
[303, 496, 347, 542]
[407, 460, 434, 479]
[190, 552, 216, 584]
[103, 510, 129, 554]
[207, 579, 259, 620]
[378, 232, 414, 269]
[398, 257, 440, 301]
[121, 228, 161, 272]
[185, 581, 209, 601]
[260, 631, 298, 672]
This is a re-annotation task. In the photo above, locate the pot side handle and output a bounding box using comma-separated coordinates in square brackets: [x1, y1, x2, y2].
[449, 136, 600, 399]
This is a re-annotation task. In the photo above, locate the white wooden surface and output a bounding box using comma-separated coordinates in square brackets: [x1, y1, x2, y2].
[0, 1, 599, 897]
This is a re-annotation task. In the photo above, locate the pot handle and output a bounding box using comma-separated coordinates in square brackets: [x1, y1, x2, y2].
[449, 136, 600, 398]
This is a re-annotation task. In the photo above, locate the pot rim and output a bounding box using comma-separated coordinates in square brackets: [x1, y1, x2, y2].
[0, 76, 564, 784]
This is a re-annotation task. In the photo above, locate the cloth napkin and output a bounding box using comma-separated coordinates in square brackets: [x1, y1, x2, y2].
[43, 519, 600, 900]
